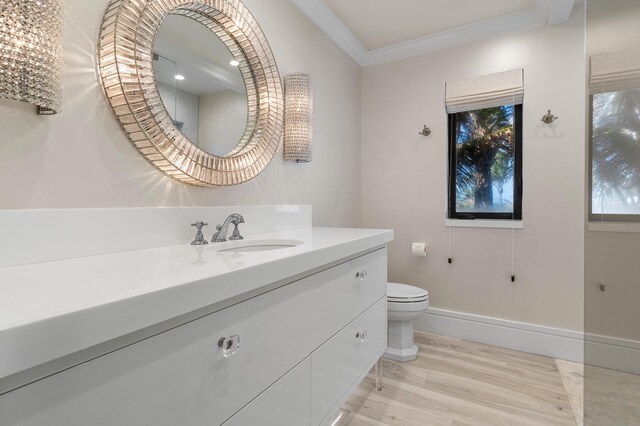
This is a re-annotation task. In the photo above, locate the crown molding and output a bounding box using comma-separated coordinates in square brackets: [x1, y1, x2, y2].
[289, 0, 368, 65]
[586, 0, 637, 16]
[154, 38, 245, 93]
[363, 8, 545, 66]
[290, 0, 577, 67]
[537, 0, 577, 25]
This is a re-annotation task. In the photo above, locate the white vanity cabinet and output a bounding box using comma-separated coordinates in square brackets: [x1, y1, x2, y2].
[0, 247, 387, 426]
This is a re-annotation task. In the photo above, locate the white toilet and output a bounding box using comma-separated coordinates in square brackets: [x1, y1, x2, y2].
[383, 282, 429, 362]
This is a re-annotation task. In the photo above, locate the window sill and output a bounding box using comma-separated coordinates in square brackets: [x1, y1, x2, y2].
[445, 219, 523, 229]
[588, 222, 640, 233]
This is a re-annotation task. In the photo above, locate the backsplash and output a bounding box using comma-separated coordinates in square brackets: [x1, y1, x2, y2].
[0, 205, 311, 268]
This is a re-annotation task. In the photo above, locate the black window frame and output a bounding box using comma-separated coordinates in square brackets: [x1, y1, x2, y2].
[588, 93, 640, 223]
[447, 104, 523, 220]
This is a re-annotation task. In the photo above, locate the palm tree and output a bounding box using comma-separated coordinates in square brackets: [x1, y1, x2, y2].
[492, 150, 514, 207]
[592, 90, 640, 211]
[455, 106, 514, 209]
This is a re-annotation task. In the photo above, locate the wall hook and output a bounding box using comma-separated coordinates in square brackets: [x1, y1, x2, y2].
[419, 125, 431, 136]
[541, 110, 558, 124]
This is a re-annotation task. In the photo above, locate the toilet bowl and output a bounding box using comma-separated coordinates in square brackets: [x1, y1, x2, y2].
[383, 282, 429, 362]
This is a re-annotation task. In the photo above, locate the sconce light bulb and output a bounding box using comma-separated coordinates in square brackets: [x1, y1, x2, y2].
[230, 60, 240, 67]
[174, 74, 185, 81]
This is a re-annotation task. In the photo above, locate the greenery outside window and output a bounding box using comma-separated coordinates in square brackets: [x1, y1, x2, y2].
[448, 104, 523, 220]
[590, 89, 640, 222]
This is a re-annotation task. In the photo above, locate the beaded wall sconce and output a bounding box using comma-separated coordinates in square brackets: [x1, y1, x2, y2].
[0, 0, 63, 115]
[284, 73, 313, 162]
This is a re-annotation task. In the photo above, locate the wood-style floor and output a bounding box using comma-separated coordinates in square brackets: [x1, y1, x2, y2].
[583, 363, 640, 425]
[337, 331, 589, 426]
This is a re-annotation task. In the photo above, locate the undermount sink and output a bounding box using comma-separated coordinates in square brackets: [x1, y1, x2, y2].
[215, 239, 304, 253]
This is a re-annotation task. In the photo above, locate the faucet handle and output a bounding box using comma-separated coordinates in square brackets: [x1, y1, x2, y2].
[190, 221, 209, 245]
[191, 221, 208, 230]
[229, 222, 244, 241]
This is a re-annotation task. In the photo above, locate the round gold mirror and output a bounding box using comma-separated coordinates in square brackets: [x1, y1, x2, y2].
[98, 0, 283, 187]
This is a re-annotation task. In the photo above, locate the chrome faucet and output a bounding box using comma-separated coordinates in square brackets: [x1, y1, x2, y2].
[212, 213, 245, 242]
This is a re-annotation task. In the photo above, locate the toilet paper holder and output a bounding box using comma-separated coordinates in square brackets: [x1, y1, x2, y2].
[412, 242, 427, 257]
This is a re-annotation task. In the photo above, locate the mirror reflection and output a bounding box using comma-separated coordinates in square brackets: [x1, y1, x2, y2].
[585, 0, 640, 424]
[153, 14, 248, 157]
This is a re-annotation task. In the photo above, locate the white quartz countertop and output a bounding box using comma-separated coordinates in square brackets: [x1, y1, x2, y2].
[0, 227, 392, 381]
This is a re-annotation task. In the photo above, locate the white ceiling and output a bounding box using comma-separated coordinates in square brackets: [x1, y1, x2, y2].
[322, 0, 536, 51]
[291, 0, 579, 66]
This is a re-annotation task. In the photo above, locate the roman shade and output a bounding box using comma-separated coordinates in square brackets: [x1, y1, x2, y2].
[590, 48, 640, 94]
[446, 69, 524, 114]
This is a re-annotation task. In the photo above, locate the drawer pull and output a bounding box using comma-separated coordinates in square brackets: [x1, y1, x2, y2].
[218, 335, 240, 358]
[355, 271, 368, 282]
[355, 330, 368, 342]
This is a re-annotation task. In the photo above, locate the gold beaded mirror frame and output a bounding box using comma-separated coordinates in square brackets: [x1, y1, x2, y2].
[98, 0, 283, 186]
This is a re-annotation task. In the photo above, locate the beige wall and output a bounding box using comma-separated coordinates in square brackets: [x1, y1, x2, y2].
[586, 1, 640, 56]
[585, 2, 640, 341]
[0, 0, 362, 228]
[198, 90, 247, 157]
[361, 6, 586, 331]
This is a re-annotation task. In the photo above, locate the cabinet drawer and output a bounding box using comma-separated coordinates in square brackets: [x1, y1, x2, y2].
[0, 249, 385, 426]
[310, 247, 386, 328]
[311, 298, 387, 425]
[223, 359, 311, 426]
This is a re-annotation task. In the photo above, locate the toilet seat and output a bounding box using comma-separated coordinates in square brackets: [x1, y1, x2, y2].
[387, 282, 429, 303]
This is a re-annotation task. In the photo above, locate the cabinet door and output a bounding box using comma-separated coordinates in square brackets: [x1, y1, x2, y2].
[223, 359, 310, 426]
[311, 298, 387, 426]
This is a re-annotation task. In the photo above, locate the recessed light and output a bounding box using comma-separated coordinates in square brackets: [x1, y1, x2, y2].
[229, 60, 240, 67]
[175, 74, 185, 81]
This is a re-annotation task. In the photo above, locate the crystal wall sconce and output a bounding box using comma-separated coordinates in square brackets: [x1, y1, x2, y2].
[284, 73, 313, 162]
[0, 0, 64, 115]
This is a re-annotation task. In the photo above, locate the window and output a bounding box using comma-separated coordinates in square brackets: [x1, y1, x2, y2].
[589, 48, 640, 222]
[445, 69, 524, 221]
[448, 104, 523, 220]
[590, 89, 640, 221]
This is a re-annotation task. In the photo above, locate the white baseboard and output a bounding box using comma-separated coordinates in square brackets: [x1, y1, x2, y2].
[584, 333, 640, 375]
[415, 308, 640, 374]
[415, 308, 584, 363]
